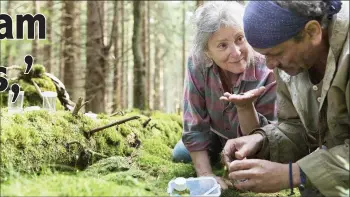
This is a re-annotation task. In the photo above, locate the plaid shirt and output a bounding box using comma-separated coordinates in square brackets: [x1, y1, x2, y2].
[182, 54, 277, 152]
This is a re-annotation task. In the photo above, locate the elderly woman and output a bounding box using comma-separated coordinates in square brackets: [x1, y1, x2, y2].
[172, 1, 277, 189]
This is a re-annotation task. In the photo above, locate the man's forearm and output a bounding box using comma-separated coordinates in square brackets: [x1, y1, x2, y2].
[190, 150, 214, 176]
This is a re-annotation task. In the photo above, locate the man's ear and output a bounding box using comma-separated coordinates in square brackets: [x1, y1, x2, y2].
[304, 20, 322, 43]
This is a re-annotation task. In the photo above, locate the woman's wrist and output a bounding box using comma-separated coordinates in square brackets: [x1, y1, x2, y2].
[198, 171, 215, 177]
[190, 151, 213, 177]
[235, 102, 254, 111]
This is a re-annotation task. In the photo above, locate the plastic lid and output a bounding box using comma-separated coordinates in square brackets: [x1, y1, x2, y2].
[173, 177, 187, 191]
[24, 106, 41, 112]
[84, 112, 97, 119]
[41, 91, 57, 97]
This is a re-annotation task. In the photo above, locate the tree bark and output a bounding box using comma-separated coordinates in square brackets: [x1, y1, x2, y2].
[182, 1, 186, 88]
[147, 1, 151, 109]
[124, 2, 129, 109]
[142, 1, 149, 109]
[120, 1, 125, 109]
[86, 1, 106, 113]
[132, 1, 146, 110]
[63, 1, 76, 100]
[43, 0, 53, 73]
[32, 1, 38, 61]
[113, 1, 120, 111]
[5, 1, 13, 67]
[153, 37, 161, 111]
[73, 2, 84, 105]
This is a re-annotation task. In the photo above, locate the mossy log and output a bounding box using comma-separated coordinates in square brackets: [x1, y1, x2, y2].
[0, 108, 198, 196]
[0, 64, 63, 110]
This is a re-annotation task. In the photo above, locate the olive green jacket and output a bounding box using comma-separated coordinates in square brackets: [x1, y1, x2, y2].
[253, 3, 349, 197]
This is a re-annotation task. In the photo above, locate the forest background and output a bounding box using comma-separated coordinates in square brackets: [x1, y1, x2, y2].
[0, 0, 245, 114]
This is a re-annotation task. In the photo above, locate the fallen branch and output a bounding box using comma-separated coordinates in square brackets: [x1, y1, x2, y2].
[72, 97, 83, 116]
[110, 110, 125, 117]
[47, 164, 78, 172]
[87, 149, 108, 158]
[84, 115, 140, 139]
[142, 118, 152, 128]
[31, 80, 43, 99]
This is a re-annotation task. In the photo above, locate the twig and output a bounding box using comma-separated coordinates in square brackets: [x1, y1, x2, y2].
[79, 101, 89, 111]
[6, 65, 23, 71]
[31, 80, 42, 99]
[87, 149, 108, 158]
[84, 115, 140, 139]
[110, 110, 125, 117]
[142, 118, 152, 128]
[47, 164, 78, 172]
[72, 97, 83, 116]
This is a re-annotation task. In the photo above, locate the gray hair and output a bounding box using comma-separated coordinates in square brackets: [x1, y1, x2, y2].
[191, 1, 246, 66]
[274, 1, 335, 29]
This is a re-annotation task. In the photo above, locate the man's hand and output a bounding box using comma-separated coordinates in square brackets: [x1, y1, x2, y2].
[227, 159, 300, 193]
[220, 87, 266, 109]
[214, 176, 233, 190]
[200, 173, 233, 190]
[221, 134, 264, 167]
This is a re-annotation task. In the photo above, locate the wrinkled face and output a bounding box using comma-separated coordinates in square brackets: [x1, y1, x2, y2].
[253, 36, 314, 76]
[206, 26, 250, 74]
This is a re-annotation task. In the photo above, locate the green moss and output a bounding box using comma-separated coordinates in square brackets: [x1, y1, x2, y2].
[141, 138, 173, 160]
[1, 95, 290, 196]
[1, 173, 153, 196]
[84, 156, 131, 175]
[0, 64, 61, 108]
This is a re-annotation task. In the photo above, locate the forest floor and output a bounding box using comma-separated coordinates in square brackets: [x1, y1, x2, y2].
[0, 108, 297, 197]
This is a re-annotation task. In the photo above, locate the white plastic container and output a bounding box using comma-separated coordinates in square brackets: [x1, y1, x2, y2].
[84, 112, 98, 119]
[8, 91, 24, 114]
[42, 91, 57, 112]
[167, 176, 221, 197]
[24, 106, 41, 112]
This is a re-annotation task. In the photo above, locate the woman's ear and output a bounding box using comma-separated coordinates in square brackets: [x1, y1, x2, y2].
[304, 20, 322, 44]
[205, 51, 212, 60]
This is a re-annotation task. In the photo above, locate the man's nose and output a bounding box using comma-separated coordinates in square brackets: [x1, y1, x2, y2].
[230, 44, 241, 58]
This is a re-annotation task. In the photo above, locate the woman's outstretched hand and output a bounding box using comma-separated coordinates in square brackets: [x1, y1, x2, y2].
[219, 86, 266, 109]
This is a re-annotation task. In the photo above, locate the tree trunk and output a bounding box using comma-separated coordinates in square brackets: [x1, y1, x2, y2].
[113, 1, 120, 110]
[119, 1, 125, 109]
[132, 1, 146, 110]
[124, 3, 129, 109]
[182, 1, 186, 88]
[153, 39, 161, 111]
[4, 1, 13, 66]
[105, 1, 116, 114]
[142, 1, 149, 109]
[72, 2, 84, 105]
[59, 2, 65, 79]
[43, 0, 53, 73]
[86, 1, 106, 113]
[62, 1, 76, 100]
[32, 1, 38, 61]
[147, 1, 151, 109]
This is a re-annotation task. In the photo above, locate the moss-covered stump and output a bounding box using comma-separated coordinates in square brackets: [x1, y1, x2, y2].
[0, 64, 63, 109]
